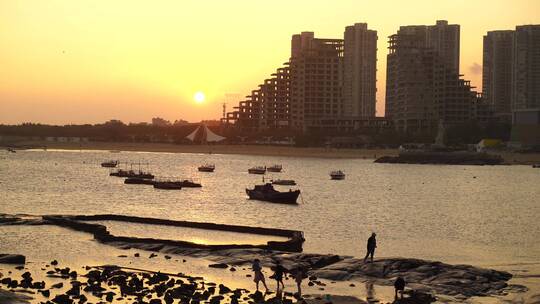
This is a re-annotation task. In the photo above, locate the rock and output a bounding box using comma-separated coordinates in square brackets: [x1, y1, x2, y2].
[51, 282, 64, 289]
[118, 255, 128, 258]
[149, 299, 162, 304]
[15, 266, 25, 270]
[149, 253, 158, 258]
[134, 253, 140, 257]
[51, 260, 59, 266]
[229, 267, 236, 272]
[40, 289, 51, 297]
[208, 263, 228, 269]
[218, 284, 232, 294]
[164, 255, 172, 260]
[349, 283, 355, 287]
[0, 254, 26, 264]
[52, 294, 73, 304]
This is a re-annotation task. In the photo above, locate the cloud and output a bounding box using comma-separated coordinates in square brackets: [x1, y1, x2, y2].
[469, 62, 482, 75]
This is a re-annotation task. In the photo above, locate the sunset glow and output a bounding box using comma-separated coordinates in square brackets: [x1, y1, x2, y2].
[1, 0, 538, 124]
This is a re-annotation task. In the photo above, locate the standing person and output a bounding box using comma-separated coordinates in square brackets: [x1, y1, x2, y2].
[394, 276, 405, 299]
[272, 261, 285, 291]
[252, 259, 269, 293]
[363, 232, 377, 262]
[294, 267, 306, 298]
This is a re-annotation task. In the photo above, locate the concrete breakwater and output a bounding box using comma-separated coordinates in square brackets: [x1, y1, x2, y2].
[375, 151, 504, 165]
[41, 214, 305, 253]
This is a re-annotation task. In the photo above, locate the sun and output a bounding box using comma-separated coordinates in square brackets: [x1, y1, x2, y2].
[194, 91, 205, 104]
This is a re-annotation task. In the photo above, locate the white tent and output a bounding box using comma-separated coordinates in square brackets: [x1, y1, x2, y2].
[186, 124, 226, 143]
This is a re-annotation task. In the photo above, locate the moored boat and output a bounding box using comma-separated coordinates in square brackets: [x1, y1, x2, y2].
[271, 179, 296, 186]
[267, 164, 283, 172]
[246, 183, 300, 204]
[330, 170, 345, 180]
[248, 166, 266, 174]
[124, 178, 155, 185]
[101, 160, 119, 168]
[153, 181, 182, 190]
[198, 164, 215, 172]
[179, 179, 202, 188]
[110, 169, 154, 179]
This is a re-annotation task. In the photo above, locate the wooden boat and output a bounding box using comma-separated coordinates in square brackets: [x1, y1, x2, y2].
[248, 166, 266, 174]
[124, 178, 155, 185]
[271, 179, 296, 186]
[330, 170, 345, 180]
[198, 164, 215, 172]
[153, 181, 182, 190]
[267, 164, 283, 172]
[110, 169, 154, 179]
[101, 160, 118, 168]
[246, 183, 300, 204]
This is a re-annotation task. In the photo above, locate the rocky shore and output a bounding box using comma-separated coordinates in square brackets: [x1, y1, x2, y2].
[1, 213, 529, 303]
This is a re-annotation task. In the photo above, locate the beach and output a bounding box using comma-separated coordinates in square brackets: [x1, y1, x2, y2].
[3, 140, 540, 164]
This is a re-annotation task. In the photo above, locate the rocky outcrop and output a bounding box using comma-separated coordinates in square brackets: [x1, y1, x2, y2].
[375, 151, 504, 165]
[0, 254, 26, 264]
[309, 258, 515, 297]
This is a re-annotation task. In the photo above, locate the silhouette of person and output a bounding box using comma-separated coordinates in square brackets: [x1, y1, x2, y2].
[272, 261, 285, 291]
[394, 276, 405, 300]
[252, 259, 269, 292]
[294, 267, 306, 298]
[363, 232, 377, 262]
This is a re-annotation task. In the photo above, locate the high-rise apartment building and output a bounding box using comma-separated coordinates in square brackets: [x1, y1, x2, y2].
[343, 23, 378, 117]
[289, 32, 344, 131]
[482, 30, 514, 120]
[385, 20, 478, 132]
[227, 24, 382, 134]
[511, 25, 540, 111]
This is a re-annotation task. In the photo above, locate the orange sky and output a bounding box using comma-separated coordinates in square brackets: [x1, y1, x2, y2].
[1, 0, 538, 125]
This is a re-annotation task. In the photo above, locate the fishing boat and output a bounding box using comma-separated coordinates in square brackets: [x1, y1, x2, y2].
[198, 164, 215, 172]
[248, 166, 266, 174]
[246, 183, 300, 204]
[124, 178, 155, 185]
[330, 170, 345, 180]
[267, 164, 283, 172]
[271, 179, 296, 186]
[179, 179, 202, 188]
[101, 160, 119, 168]
[153, 181, 182, 190]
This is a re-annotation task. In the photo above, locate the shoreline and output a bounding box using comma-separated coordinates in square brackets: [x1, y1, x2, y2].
[3, 140, 540, 164]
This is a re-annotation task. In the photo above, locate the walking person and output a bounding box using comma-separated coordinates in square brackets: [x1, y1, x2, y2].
[252, 259, 269, 293]
[294, 267, 306, 298]
[272, 261, 285, 291]
[363, 232, 377, 263]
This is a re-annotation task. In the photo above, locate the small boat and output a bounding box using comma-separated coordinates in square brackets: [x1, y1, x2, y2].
[248, 166, 266, 174]
[330, 170, 345, 180]
[533, 164, 540, 168]
[153, 181, 182, 190]
[246, 183, 300, 204]
[101, 160, 119, 168]
[198, 164, 215, 172]
[110, 169, 155, 179]
[271, 179, 296, 186]
[179, 179, 202, 188]
[124, 178, 155, 185]
[267, 164, 283, 172]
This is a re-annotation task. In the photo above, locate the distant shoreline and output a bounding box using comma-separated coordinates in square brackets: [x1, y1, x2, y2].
[3, 140, 540, 164]
[1, 140, 396, 159]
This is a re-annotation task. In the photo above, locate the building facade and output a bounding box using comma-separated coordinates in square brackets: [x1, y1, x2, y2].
[482, 30, 514, 120]
[385, 20, 479, 133]
[511, 25, 540, 111]
[343, 23, 378, 117]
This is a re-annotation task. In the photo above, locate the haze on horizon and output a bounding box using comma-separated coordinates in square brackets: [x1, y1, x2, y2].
[1, 0, 538, 125]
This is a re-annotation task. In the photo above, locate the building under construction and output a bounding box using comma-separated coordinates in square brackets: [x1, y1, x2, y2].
[226, 23, 384, 134]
